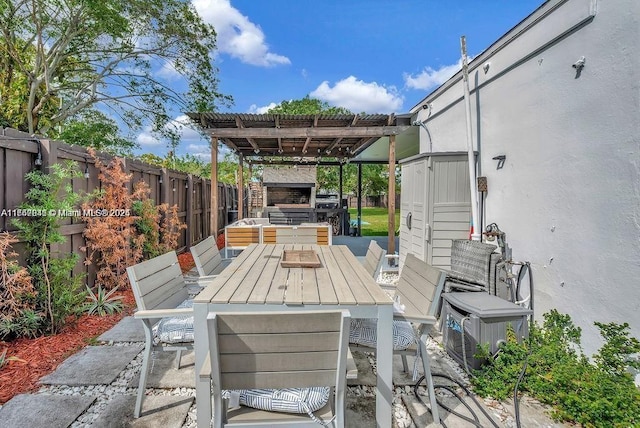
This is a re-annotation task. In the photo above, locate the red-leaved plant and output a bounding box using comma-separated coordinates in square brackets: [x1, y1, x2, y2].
[82, 151, 144, 290]
[0, 232, 38, 339]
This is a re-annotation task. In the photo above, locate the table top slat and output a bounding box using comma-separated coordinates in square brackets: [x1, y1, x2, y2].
[195, 244, 260, 303]
[230, 244, 278, 303]
[212, 246, 264, 303]
[248, 244, 284, 303]
[319, 246, 357, 305]
[336, 246, 392, 303]
[332, 246, 376, 304]
[301, 267, 320, 304]
[285, 269, 303, 305]
[265, 246, 289, 304]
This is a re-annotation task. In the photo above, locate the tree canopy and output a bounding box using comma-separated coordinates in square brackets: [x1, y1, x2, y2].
[52, 110, 137, 156]
[266, 96, 351, 115]
[0, 0, 230, 142]
[264, 96, 392, 196]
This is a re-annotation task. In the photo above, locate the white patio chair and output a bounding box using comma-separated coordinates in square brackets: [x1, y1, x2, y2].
[189, 236, 232, 280]
[199, 310, 351, 427]
[349, 253, 445, 425]
[127, 251, 218, 418]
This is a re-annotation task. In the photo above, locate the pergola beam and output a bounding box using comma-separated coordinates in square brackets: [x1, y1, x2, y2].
[235, 116, 260, 153]
[207, 125, 409, 139]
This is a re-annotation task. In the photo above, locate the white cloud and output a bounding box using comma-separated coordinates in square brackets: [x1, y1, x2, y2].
[193, 0, 290, 67]
[165, 115, 203, 141]
[135, 115, 204, 147]
[136, 126, 162, 147]
[310, 76, 403, 113]
[156, 60, 181, 81]
[186, 143, 212, 161]
[248, 102, 277, 114]
[403, 60, 463, 91]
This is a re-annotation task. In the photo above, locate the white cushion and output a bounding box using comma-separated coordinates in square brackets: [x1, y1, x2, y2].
[153, 299, 194, 344]
[222, 387, 329, 415]
[349, 319, 416, 350]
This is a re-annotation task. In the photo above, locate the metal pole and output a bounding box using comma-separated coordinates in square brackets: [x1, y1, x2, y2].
[461, 36, 481, 241]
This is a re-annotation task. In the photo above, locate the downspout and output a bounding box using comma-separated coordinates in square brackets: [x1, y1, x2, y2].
[461, 36, 481, 241]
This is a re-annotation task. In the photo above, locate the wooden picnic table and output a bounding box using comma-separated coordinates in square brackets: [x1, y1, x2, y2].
[193, 243, 394, 427]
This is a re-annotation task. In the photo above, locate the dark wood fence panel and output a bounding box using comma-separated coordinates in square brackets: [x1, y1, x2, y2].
[0, 128, 223, 288]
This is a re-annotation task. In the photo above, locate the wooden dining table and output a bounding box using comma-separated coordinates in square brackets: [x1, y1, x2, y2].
[193, 243, 394, 427]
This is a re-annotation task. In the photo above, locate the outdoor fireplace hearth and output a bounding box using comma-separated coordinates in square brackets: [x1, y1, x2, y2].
[257, 166, 347, 233]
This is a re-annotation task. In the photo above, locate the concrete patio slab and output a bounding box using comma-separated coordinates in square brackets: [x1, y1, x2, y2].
[0, 394, 96, 428]
[403, 392, 506, 428]
[503, 397, 565, 427]
[98, 317, 145, 343]
[345, 396, 377, 427]
[347, 349, 428, 387]
[40, 344, 143, 386]
[91, 395, 194, 428]
[128, 350, 195, 389]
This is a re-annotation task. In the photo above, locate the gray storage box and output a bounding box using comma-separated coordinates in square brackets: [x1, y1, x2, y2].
[442, 292, 532, 370]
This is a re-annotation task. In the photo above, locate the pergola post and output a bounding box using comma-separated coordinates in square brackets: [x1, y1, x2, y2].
[210, 137, 218, 236]
[388, 135, 396, 256]
[237, 153, 244, 220]
[339, 164, 344, 234]
[357, 163, 362, 237]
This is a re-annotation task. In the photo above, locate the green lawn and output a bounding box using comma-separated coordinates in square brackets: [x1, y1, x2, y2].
[348, 207, 400, 236]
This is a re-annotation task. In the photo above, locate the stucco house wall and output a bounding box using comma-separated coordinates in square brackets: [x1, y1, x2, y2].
[409, 0, 640, 355]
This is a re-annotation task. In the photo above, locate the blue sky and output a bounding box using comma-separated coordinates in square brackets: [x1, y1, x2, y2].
[135, 0, 545, 159]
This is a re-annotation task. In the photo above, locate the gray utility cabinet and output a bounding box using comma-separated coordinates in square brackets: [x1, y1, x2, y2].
[399, 152, 472, 269]
[442, 292, 533, 370]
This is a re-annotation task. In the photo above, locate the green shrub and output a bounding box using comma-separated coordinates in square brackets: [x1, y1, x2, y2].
[472, 310, 640, 427]
[12, 162, 87, 334]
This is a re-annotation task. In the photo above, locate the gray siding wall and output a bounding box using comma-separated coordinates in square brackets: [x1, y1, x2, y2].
[409, 0, 640, 355]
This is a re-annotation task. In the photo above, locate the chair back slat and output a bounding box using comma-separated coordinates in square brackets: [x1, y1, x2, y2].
[363, 240, 385, 277]
[127, 251, 188, 311]
[209, 310, 349, 391]
[395, 253, 446, 321]
[222, 371, 338, 390]
[191, 236, 225, 276]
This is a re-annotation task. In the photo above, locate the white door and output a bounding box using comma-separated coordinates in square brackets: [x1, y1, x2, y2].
[400, 158, 429, 265]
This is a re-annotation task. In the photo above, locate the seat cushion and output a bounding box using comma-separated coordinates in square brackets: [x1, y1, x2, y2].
[349, 318, 416, 350]
[222, 387, 329, 415]
[153, 299, 194, 344]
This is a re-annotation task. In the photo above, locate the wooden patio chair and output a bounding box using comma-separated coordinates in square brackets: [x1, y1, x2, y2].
[199, 310, 352, 427]
[358, 240, 386, 278]
[357, 240, 400, 291]
[349, 253, 445, 425]
[127, 251, 211, 418]
[189, 236, 232, 280]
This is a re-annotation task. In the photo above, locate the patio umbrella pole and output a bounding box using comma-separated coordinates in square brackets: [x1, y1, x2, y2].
[461, 36, 481, 241]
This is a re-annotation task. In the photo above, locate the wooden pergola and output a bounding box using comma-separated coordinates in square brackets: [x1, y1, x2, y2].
[185, 113, 411, 254]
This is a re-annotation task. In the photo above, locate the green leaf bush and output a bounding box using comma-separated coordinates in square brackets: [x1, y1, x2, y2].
[472, 310, 640, 427]
[12, 162, 86, 335]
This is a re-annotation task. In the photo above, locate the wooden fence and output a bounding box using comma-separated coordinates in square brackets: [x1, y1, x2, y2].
[0, 128, 238, 285]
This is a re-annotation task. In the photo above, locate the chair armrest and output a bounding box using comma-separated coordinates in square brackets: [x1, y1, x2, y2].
[197, 275, 219, 281]
[198, 351, 212, 380]
[394, 313, 437, 325]
[377, 283, 397, 293]
[346, 348, 358, 380]
[134, 308, 193, 319]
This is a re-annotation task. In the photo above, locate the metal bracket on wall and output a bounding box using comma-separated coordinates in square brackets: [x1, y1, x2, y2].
[492, 155, 506, 170]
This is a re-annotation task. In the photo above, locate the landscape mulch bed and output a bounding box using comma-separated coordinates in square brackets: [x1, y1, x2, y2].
[0, 288, 136, 404]
[0, 252, 197, 405]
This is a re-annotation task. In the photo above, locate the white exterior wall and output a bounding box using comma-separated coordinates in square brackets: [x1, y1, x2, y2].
[410, 0, 640, 355]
